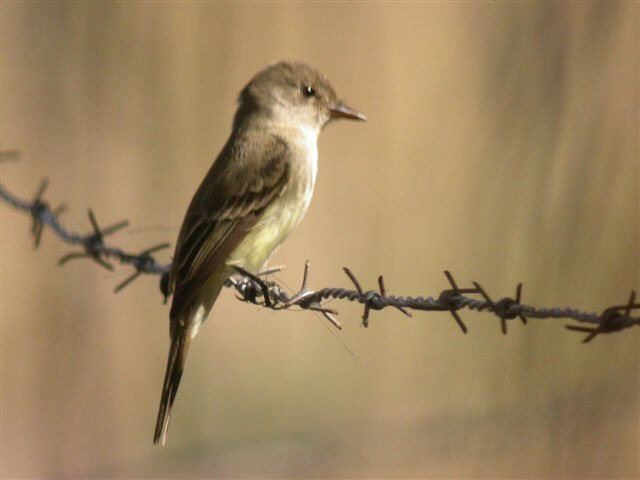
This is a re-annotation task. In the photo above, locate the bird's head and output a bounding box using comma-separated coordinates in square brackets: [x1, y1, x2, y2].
[234, 61, 366, 132]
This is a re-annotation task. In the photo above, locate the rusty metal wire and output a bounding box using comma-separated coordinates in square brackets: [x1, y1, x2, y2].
[2, 169, 639, 342]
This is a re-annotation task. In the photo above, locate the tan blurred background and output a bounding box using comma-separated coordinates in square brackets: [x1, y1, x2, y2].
[1, 2, 638, 478]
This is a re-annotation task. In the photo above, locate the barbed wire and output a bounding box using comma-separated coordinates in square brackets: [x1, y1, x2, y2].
[2, 156, 638, 342]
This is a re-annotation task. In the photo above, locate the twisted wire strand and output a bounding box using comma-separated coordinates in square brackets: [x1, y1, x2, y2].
[2, 173, 638, 342]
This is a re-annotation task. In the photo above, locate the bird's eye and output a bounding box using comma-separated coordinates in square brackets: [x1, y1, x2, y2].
[302, 85, 316, 98]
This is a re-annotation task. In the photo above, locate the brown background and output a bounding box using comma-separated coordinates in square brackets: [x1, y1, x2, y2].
[1, 2, 638, 478]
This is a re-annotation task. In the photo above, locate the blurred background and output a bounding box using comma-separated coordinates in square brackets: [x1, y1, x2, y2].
[1, 2, 638, 478]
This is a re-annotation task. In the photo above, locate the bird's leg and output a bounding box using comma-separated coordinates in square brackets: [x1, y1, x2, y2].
[232, 265, 273, 307]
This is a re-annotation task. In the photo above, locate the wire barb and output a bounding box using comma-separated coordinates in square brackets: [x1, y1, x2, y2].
[438, 270, 475, 334]
[343, 267, 371, 327]
[58, 209, 130, 271]
[30, 178, 49, 248]
[565, 290, 640, 342]
[472, 281, 527, 335]
[515, 283, 527, 325]
[378, 275, 413, 319]
[114, 242, 171, 293]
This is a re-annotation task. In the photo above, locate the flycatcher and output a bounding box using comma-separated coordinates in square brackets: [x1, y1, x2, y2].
[154, 61, 366, 445]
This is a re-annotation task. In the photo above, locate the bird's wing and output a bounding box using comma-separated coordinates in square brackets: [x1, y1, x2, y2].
[169, 133, 290, 321]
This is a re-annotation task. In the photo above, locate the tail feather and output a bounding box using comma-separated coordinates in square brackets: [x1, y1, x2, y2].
[154, 329, 190, 446]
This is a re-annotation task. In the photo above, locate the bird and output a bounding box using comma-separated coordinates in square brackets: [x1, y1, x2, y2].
[154, 61, 366, 445]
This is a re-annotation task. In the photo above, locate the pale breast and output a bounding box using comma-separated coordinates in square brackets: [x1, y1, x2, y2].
[226, 126, 319, 271]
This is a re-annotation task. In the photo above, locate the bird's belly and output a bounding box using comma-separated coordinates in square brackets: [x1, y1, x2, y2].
[226, 173, 314, 272]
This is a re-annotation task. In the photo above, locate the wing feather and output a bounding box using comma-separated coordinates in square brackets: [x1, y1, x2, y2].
[169, 134, 290, 321]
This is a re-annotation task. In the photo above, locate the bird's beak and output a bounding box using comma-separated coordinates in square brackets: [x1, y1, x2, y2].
[329, 101, 367, 121]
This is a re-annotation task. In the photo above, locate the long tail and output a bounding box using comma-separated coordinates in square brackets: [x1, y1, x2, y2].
[154, 327, 191, 445]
